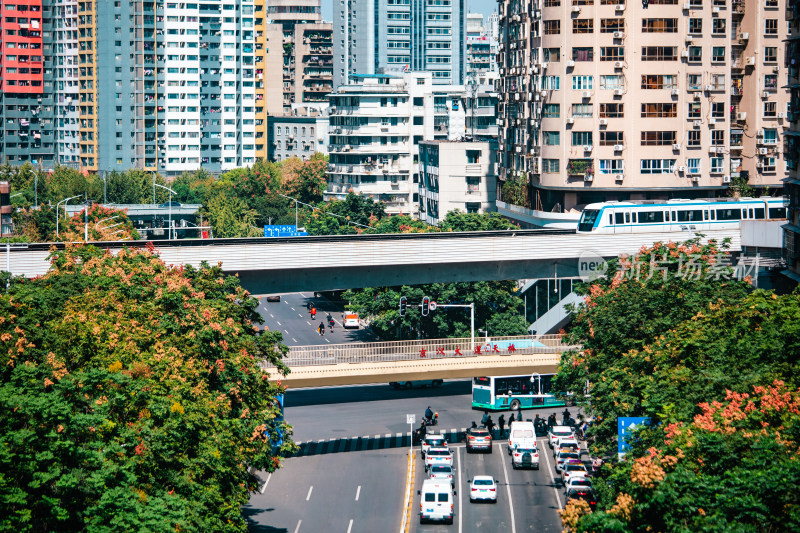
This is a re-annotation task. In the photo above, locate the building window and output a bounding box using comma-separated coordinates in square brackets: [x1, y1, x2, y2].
[599, 159, 624, 174]
[764, 101, 777, 118]
[641, 74, 677, 89]
[687, 158, 701, 174]
[710, 157, 724, 173]
[543, 104, 560, 118]
[711, 73, 725, 90]
[599, 103, 623, 117]
[543, 159, 560, 172]
[711, 130, 725, 145]
[543, 131, 561, 145]
[711, 47, 725, 63]
[572, 104, 593, 118]
[712, 18, 726, 34]
[572, 75, 593, 90]
[642, 18, 678, 33]
[687, 130, 701, 147]
[572, 47, 594, 61]
[544, 0, 561, 5]
[544, 20, 561, 35]
[641, 131, 677, 145]
[572, 19, 594, 33]
[764, 74, 778, 90]
[544, 48, 561, 62]
[711, 102, 724, 119]
[688, 46, 702, 62]
[640, 159, 676, 174]
[763, 128, 778, 144]
[600, 19, 624, 32]
[765, 19, 777, 35]
[466, 150, 481, 163]
[688, 18, 702, 34]
[687, 73, 702, 91]
[641, 103, 677, 117]
[543, 76, 561, 90]
[600, 131, 624, 146]
[572, 131, 593, 146]
[764, 47, 778, 63]
[600, 47, 624, 61]
[600, 75, 624, 90]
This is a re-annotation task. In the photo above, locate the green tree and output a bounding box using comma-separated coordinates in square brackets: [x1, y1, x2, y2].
[304, 193, 386, 235]
[500, 174, 528, 207]
[0, 244, 292, 532]
[555, 238, 751, 453]
[438, 211, 519, 232]
[281, 154, 327, 205]
[201, 193, 262, 238]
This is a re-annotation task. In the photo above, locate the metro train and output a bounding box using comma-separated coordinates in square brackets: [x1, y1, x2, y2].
[576, 197, 787, 234]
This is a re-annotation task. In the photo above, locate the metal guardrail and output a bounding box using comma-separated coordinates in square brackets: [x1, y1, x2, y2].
[271, 335, 579, 367]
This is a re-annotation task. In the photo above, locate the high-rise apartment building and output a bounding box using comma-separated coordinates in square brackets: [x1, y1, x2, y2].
[0, 0, 56, 168]
[333, 0, 466, 89]
[783, 0, 800, 282]
[326, 72, 465, 215]
[497, 0, 788, 212]
[254, 0, 332, 159]
[75, 0, 256, 176]
[465, 13, 498, 79]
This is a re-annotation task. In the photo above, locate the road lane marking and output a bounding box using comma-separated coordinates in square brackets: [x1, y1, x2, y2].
[306, 486, 313, 501]
[325, 338, 330, 343]
[294, 520, 302, 533]
[456, 446, 463, 533]
[306, 321, 312, 326]
[259, 472, 272, 494]
[540, 438, 564, 509]
[300, 292, 307, 297]
[292, 338, 297, 343]
[276, 321, 281, 326]
[355, 485, 361, 501]
[498, 443, 517, 533]
[284, 330, 290, 335]
[291, 307, 296, 311]
[269, 314, 274, 318]
[347, 519, 353, 533]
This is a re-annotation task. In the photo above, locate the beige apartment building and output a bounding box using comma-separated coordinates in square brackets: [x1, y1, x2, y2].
[255, 0, 332, 159]
[498, 0, 788, 212]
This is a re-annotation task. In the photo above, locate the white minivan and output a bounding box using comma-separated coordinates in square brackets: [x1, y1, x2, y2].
[419, 479, 454, 524]
[507, 421, 537, 455]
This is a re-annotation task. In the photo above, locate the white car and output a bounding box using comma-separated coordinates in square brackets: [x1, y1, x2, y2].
[548, 426, 575, 448]
[428, 465, 455, 488]
[424, 447, 453, 471]
[468, 476, 498, 503]
[421, 435, 448, 458]
[564, 476, 593, 494]
[561, 461, 589, 486]
[554, 438, 580, 458]
[555, 450, 582, 472]
[344, 313, 360, 328]
[511, 445, 540, 470]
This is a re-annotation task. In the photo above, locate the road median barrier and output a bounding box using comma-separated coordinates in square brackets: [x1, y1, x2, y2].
[399, 447, 415, 533]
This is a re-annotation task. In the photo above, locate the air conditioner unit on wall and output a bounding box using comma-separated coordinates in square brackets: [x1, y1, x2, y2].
[599, 118, 608, 126]
[613, 144, 624, 151]
[615, 174, 624, 181]
[613, 89, 623, 96]
[613, 31, 624, 39]
[582, 91, 592, 98]
[759, 147, 769, 155]
[671, 88, 679, 96]
[614, 61, 624, 69]
[673, 143, 681, 150]
[723, 175, 731, 183]
[677, 165, 686, 172]
[584, 145, 593, 152]
[566, 117, 575, 124]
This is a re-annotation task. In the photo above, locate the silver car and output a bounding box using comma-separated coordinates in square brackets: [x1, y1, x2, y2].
[428, 465, 455, 488]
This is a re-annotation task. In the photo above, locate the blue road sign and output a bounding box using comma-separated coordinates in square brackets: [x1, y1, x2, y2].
[617, 417, 651, 460]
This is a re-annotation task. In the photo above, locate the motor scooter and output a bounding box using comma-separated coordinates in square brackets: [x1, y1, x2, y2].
[422, 412, 439, 426]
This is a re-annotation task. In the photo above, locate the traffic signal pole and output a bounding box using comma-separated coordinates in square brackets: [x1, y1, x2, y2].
[401, 296, 475, 352]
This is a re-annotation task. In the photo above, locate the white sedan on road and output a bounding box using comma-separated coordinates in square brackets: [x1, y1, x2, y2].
[469, 476, 499, 503]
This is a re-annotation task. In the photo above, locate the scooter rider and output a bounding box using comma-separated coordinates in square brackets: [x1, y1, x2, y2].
[425, 405, 434, 422]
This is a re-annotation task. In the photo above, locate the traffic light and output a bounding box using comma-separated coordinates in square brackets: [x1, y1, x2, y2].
[399, 296, 407, 316]
[421, 296, 430, 316]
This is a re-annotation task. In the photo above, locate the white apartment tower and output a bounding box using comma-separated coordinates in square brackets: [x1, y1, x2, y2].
[497, 0, 788, 212]
[326, 72, 466, 215]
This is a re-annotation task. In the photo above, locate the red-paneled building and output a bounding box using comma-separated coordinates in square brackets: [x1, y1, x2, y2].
[0, 0, 44, 94]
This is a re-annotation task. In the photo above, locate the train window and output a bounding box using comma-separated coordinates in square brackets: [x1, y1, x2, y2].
[769, 207, 787, 219]
[665, 211, 671, 222]
[677, 210, 703, 221]
[609, 214, 613, 225]
[638, 211, 664, 223]
[755, 208, 765, 219]
[716, 209, 741, 221]
[626, 212, 631, 223]
[631, 212, 637, 223]
[615, 212, 625, 224]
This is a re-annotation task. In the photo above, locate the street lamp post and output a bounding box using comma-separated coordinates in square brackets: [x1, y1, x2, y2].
[154, 183, 177, 239]
[56, 195, 81, 237]
[102, 172, 107, 205]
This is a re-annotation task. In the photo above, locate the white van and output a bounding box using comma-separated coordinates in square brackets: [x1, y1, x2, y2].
[419, 479, 454, 524]
[507, 421, 537, 455]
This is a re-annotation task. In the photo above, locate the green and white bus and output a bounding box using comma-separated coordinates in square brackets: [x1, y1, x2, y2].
[472, 373, 571, 411]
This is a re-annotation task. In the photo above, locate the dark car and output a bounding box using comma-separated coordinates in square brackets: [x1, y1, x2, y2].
[465, 427, 493, 453]
[159, 201, 182, 208]
[566, 488, 597, 510]
[265, 295, 281, 302]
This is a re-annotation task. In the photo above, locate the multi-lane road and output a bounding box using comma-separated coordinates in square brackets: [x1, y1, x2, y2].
[244, 381, 568, 532]
[258, 292, 379, 346]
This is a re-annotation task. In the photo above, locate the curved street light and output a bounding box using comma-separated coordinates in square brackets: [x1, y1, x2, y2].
[56, 195, 81, 237]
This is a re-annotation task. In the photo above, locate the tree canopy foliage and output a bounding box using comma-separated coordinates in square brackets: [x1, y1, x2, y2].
[0, 245, 292, 532]
[555, 238, 800, 532]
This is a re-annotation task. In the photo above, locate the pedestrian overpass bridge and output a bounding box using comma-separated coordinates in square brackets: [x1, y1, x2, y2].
[4, 228, 740, 293]
[270, 334, 578, 388]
